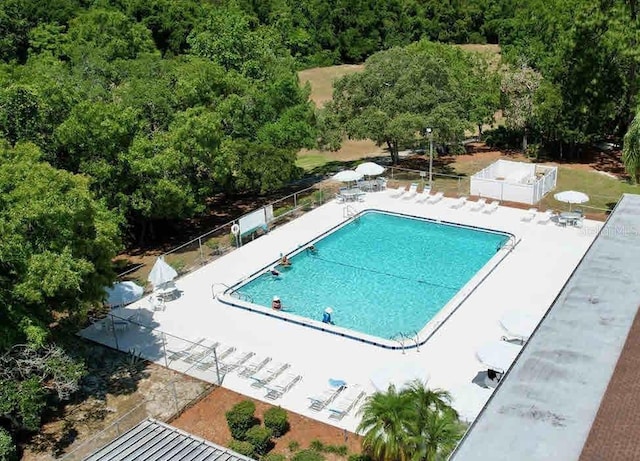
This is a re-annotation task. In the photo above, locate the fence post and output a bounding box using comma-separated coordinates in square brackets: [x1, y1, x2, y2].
[198, 237, 204, 265]
[161, 333, 168, 368]
[294, 192, 298, 209]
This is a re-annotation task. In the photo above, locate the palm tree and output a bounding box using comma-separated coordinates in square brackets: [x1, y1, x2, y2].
[623, 112, 640, 183]
[357, 385, 414, 461]
[357, 380, 464, 461]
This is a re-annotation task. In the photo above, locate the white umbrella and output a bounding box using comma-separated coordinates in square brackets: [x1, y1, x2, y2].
[148, 257, 177, 289]
[104, 281, 144, 307]
[499, 311, 539, 342]
[554, 190, 589, 210]
[476, 341, 521, 374]
[355, 162, 385, 177]
[331, 170, 363, 182]
[370, 361, 430, 392]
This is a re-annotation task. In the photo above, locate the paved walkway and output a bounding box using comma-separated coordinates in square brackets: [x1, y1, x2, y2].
[81, 192, 599, 432]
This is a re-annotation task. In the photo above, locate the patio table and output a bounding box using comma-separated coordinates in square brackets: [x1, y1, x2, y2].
[559, 211, 583, 227]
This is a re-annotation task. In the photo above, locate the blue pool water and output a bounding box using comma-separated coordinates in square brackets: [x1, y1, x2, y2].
[233, 211, 509, 340]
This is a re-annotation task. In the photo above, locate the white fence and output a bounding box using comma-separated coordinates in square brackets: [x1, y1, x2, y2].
[470, 160, 557, 205]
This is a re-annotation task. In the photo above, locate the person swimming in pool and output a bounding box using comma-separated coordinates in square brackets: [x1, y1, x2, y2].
[269, 266, 280, 277]
[280, 254, 292, 267]
[272, 296, 282, 310]
[322, 307, 334, 324]
[307, 245, 318, 255]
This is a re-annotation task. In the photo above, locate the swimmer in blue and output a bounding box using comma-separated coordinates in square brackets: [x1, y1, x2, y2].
[322, 307, 334, 324]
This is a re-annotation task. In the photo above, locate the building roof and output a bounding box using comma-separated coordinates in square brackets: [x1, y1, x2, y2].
[84, 419, 256, 461]
[450, 194, 640, 461]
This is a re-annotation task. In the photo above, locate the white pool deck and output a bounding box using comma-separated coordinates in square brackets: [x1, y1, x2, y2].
[81, 192, 601, 432]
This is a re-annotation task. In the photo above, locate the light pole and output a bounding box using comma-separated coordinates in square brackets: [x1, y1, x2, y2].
[426, 128, 434, 189]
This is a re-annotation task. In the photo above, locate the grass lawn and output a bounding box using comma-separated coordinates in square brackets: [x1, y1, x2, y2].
[541, 166, 640, 212]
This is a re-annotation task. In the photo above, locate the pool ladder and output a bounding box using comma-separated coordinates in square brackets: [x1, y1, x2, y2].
[390, 331, 421, 354]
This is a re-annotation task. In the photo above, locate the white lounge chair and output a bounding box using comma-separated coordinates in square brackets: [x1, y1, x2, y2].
[264, 372, 302, 400]
[401, 183, 419, 200]
[250, 361, 289, 388]
[387, 186, 405, 198]
[238, 355, 271, 378]
[521, 208, 538, 222]
[219, 350, 254, 374]
[470, 198, 486, 211]
[536, 210, 555, 225]
[426, 191, 444, 204]
[184, 338, 219, 364]
[450, 196, 468, 209]
[307, 380, 347, 411]
[328, 384, 365, 420]
[197, 344, 235, 370]
[415, 187, 432, 203]
[166, 337, 205, 362]
[482, 201, 499, 214]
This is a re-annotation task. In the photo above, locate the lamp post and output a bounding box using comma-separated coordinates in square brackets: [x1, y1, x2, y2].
[426, 128, 434, 188]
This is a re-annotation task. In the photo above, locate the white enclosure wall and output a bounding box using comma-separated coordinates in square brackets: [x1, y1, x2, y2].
[469, 160, 557, 205]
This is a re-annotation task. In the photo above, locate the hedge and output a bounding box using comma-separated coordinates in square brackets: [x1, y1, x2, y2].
[225, 400, 257, 440]
[263, 406, 289, 437]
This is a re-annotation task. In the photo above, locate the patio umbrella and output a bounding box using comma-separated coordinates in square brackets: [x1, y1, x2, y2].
[554, 190, 589, 210]
[476, 341, 521, 374]
[104, 281, 144, 307]
[331, 170, 363, 182]
[499, 311, 539, 343]
[370, 361, 430, 391]
[148, 257, 177, 289]
[355, 162, 385, 177]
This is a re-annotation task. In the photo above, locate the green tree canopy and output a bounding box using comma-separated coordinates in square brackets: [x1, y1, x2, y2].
[325, 40, 497, 163]
[0, 142, 120, 348]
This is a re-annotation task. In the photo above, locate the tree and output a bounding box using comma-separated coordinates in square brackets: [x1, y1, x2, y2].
[326, 40, 482, 163]
[500, 63, 542, 152]
[0, 142, 120, 348]
[623, 111, 640, 183]
[357, 380, 463, 461]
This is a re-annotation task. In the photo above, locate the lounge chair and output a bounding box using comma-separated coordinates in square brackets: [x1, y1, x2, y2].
[308, 380, 346, 411]
[264, 372, 302, 400]
[401, 183, 419, 200]
[536, 210, 555, 225]
[415, 187, 432, 203]
[166, 337, 205, 362]
[219, 350, 255, 374]
[449, 196, 468, 209]
[196, 344, 236, 371]
[482, 201, 499, 214]
[387, 186, 405, 198]
[521, 208, 538, 222]
[328, 384, 366, 420]
[470, 198, 486, 211]
[183, 338, 219, 364]
[238, 355, 271, 378]
[250, 361, 289, 388]
[426, 191, 444, 204]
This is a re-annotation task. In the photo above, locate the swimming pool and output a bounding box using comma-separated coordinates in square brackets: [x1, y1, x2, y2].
[224, 210, 512, 347]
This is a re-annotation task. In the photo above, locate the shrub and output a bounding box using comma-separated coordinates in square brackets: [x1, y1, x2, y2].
[325, 444, 348, 456]
[262, 453, 286, 461]
[245, 425, 272, 456]
[0, 428, 17, 461]
[225, 400, 257, 440]
[292, 449, 325, 461]
[229, 439, 255, 457]
[288, 440, 300, 452]
[310, 440, 324, 451]
[264, 406, 289, 437]
[348, 455, 373, 461]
